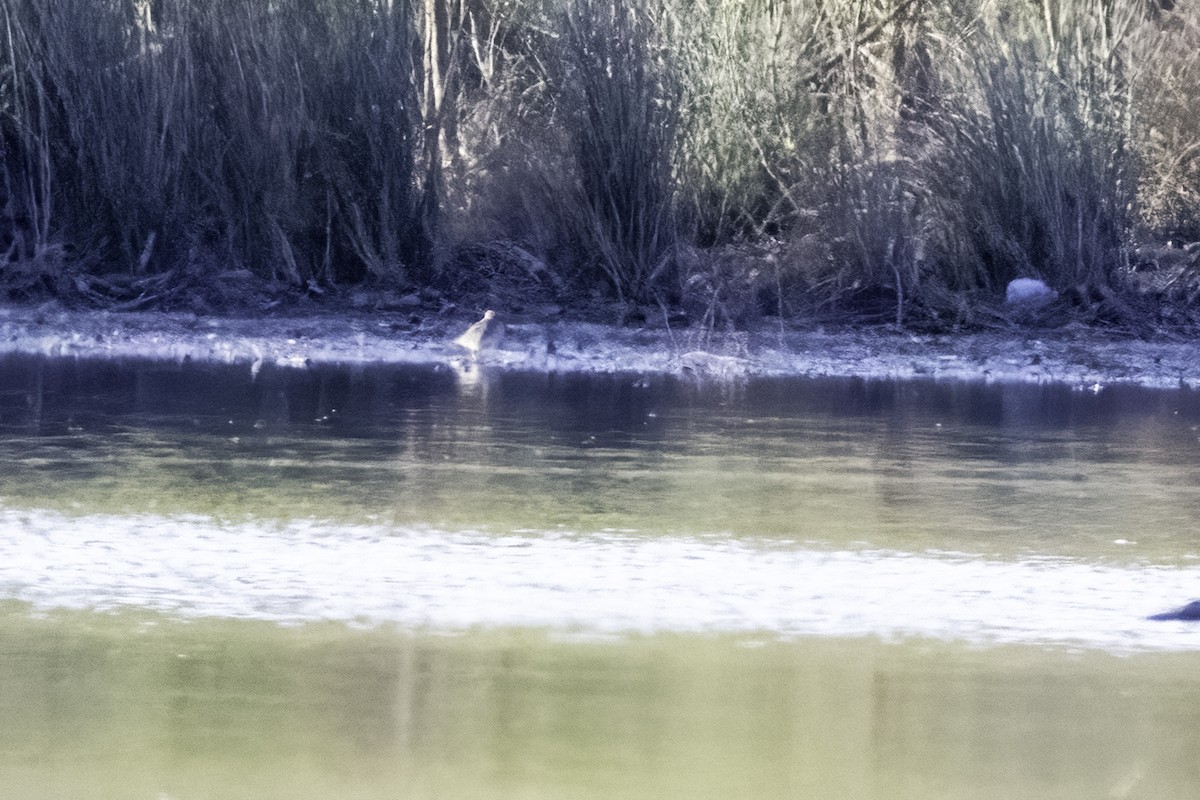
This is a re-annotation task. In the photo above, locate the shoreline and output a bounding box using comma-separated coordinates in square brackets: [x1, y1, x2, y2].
[1, 305, 1198, 390]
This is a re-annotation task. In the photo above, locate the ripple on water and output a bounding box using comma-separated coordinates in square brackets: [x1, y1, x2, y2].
[1, 507, 1198, 652]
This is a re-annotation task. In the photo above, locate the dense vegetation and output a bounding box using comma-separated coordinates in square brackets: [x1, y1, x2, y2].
[2, 0, 1199, 327]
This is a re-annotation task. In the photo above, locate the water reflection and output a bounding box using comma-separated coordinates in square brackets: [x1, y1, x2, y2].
[3, 353, 1200, 557]
[2, 610, 1200, 800]
[4, 351, 1198, 444]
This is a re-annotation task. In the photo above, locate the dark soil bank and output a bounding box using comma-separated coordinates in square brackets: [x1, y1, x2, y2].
[2, 306, 1199, 391]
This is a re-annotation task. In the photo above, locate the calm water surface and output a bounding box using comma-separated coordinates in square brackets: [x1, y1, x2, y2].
[1, 353, 1200, 798]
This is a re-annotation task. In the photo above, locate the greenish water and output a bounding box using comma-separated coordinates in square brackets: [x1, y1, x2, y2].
[2, 608, 1198, 800]
[3, 353, 1200, 797]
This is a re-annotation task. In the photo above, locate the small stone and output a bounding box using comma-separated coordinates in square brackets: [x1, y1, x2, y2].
[1005, 278, 1055, 307]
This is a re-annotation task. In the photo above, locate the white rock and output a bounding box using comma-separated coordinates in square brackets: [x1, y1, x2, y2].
[1005, 277, 1055, 306]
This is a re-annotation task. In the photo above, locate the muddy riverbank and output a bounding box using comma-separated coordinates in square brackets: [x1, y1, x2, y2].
[1, 305, 1198, 390]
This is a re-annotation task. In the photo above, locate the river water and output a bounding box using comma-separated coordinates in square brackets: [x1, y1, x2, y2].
[1, 354, 1199, 798]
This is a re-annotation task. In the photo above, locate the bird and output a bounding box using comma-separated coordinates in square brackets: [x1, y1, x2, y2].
[453, 309, 503, 357]
[1147, 599, 1200, 621]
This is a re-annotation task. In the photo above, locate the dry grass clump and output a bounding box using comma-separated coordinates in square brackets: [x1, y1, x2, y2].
[1, 0, 423, 296]
[1132, 3, 1200, 244]
[670, 0, 841, 246]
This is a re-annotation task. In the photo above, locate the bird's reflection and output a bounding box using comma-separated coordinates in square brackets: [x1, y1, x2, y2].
[450, 358, 495, 401]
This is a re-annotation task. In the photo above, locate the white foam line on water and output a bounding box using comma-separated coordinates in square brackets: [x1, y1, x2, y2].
[1, 507, 1198, 652]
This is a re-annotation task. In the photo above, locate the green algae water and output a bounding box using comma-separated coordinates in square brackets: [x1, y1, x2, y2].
[2, 353, 1200, 798]
[2, 610, 1199, 800]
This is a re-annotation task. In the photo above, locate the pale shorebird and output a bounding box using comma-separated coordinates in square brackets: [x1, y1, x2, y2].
[453, 309, 503, 357]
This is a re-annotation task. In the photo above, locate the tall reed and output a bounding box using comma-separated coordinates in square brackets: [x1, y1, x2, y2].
[558, 0, 679, 303]
[1, 0, 60, 274]
[917, 0, 1140, 295]
[1132, 2, 1200, 243]
[1, 0, 422, 290]
[671, 0, 839, 246]
[434, 0, 581, 277]
[2, 0, 1199, 317]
